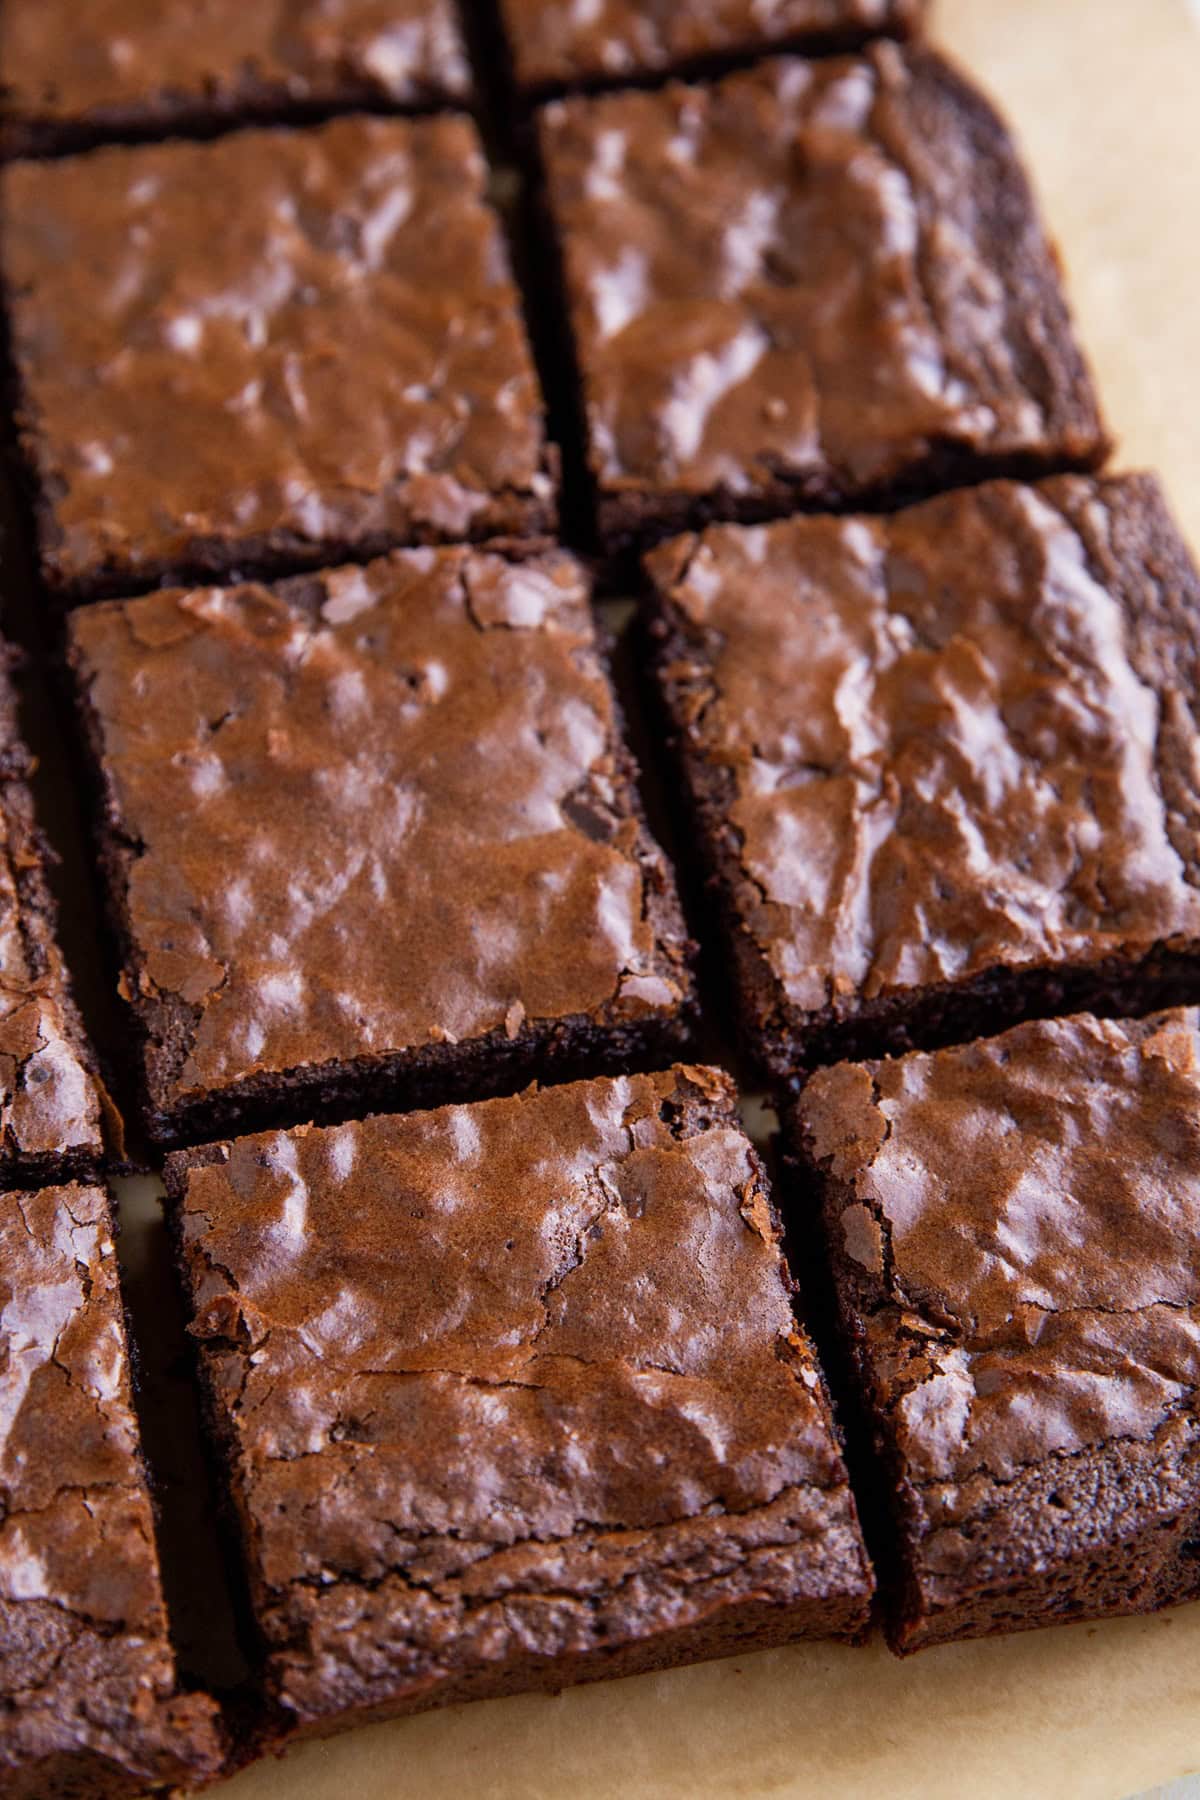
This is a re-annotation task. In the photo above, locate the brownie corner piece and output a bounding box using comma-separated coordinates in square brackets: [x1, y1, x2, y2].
[0, 1181, 224, 1796]
[644, 469, 1200, 1080]
[167, 1064, 873, 1737]
[538, 41, 1106, 557]
[2, 111, 554, 602]
[789, 1010, 1200, 1651]
[67, 546, 693, 1145]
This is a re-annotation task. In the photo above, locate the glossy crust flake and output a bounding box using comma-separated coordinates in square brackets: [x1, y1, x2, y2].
[791, 1011, 1200, 1651]
[0, 656, 107, 1183]
[646, 472, 1200, 1077]
[68, 547, 693, 1144]
[538, 44, 1106, 554]
[0, 1184, 223, 1797]
[167, 1065, 873, 1738]
[0, 0, 472, 158]
[2, 114, 556, 600]
[500, 0, 926, 94]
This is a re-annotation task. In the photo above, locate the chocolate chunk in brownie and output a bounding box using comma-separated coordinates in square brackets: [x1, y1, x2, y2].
[0, 652, 109, 1183]
[0, 1182, 224, 1796]
[0, 0, 472, 158]
[2, 114, 556, 602]
[501, 0, 925, 96]
[166, 1064, 874, 1737]
[68, 547, 694, 1145]
[538, 45, 1107, 557]
[645, 472, 1200, 1079]
[790, 1010, 1200, 1652]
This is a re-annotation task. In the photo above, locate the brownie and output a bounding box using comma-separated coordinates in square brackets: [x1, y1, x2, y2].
[0, 652, 109, 1184]
[645, 471, 1200, 1080]
[1, 113, 556, 603]
[0, 1182, 224, 1795]
[166, 1064, 874, 1737]
[791, 1010, 1200, 1652]
[501, 0, 925, 95]
[0, 0, 472, 158]
[67, 546, 694, 1146]
[537, 45, 1107, 558]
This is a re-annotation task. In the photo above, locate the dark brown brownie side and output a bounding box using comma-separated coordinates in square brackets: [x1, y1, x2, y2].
[789, 1012, 1200, 1653]
[165, 1066, 873, 1740]
[0, 0, 473, 159]
[67, 549, 695, 1147]
[644, 472, 1200, 1084]
[0, 1183, 225, 1795]
[538, 44, 1107, 561]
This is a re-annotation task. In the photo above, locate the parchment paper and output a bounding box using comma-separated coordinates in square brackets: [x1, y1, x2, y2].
[197, 2, 1200, 1792]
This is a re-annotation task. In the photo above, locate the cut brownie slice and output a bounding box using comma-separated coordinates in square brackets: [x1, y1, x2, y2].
[2, 113, 556, 602]
[0, 1182, 224, 1795]
[790, 1011, 1200, 1652]
[538, 45, 1107, 557]
[0, 0, 472, 158]
[68, 547, 694, 1146]
[166, 1064, 874, 1737]
[501, 0, 925, 96]
[645, 472, 1200, 1079]
[0, 651, 109, 1184]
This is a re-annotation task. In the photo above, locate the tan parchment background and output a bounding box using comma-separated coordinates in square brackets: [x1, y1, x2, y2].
[205, 2, 1200, 1793]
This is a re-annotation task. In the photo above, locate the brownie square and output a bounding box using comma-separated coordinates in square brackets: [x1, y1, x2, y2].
[501, 0, 925, 95]
[0, 0, 472, 158]
[791, 1011, 1200, 1651]
[646, 471, 1200, 1079]
[167, 1064, 874, 1736]
[0, 1182, 223, 1795]
[68, 546, 694, 1145]
[538, 45, 1107, 558]
[0, 652, 108, 1184]
[2, 113, 556, 602]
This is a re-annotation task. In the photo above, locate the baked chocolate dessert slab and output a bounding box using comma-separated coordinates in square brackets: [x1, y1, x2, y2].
[166, 1065, 874, 1738]
[500, 0, 925, 96]
[790, 1011, 1200, 1652]
[538, 44, 1107, 557]
[645, 471, 1200, 1079]
[2, 113, 556, 603]
[0, 0, 473, 159]
[0, 652, 108, 1184]
[67, 547, 694, 1146]
[0, 1182, 224, 1796]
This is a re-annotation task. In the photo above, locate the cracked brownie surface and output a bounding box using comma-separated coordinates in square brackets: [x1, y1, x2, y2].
[68, 546, 693, 1144]
[0, 0, 472, 158]
[538, 44, 1106, 554]
[791, 1010, 1200, 1651]
[646, 471, 1200, 1075]
[2, 114, 555, 601]
[0, 1182, 223, 1796]
[167, 1065, 873, 1737]
[500, 0, 924, 94]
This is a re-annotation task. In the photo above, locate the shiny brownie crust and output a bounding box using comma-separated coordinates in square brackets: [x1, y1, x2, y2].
[165, 1065, 873, 1739]
[67, 547, 694, 1146]
[789, 1012, 1200, 1651]
[538, 44, 1106, 558]
[645, 472, 1200, 1080]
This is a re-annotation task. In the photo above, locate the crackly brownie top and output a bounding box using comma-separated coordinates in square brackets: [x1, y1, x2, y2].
[0, 0, 471, 138]
[502, 0, 923, 91]
[0, 664, 105, 1171]
[539, 46, 1104, 514]
[0, 1184, 222, 1786]
[797, 1011, 1200, 1488]
[3, 114, 551, 594]
[171, 1066, 856, 1600]
[69, 548, 690, 1107]
[648, 473, 1200, 1016]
